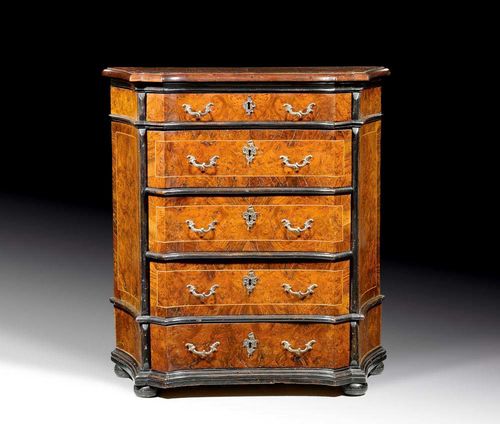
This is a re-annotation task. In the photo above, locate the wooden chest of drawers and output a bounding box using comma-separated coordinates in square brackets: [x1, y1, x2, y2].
[103, 66, 389, 397]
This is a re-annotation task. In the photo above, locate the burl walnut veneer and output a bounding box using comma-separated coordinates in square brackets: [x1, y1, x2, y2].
[104, 66, 389, 398]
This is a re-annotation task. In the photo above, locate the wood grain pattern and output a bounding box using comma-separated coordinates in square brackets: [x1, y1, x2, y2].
[147, 129, 352, 188]
[103, 66, 390, 82]
[358, 122, 381, 306]
[110, 87, 137, 119]
[112, 122, 141, 312]
[358, 304, 381, 363]
[150, 322, 350, 371]
[359, 87, 382, 118]
[115, 308, 142, 365]
[150, 261, 350, 317]
[146, 93, 351, 122]
[148, 195, 351, 253]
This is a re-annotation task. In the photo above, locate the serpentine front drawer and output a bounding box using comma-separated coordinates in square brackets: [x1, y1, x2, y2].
[145, 92, 352, 123]
[147, 129, 352, 188]
[150, 322, 350, 372]
[148, 195, 351, 253]
[149, 261, 350, 317]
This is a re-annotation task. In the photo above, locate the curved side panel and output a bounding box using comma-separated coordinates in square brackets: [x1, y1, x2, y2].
[358, 120, 381, 306]
[115, 308, 142, 366]
[112, 122, 142, 312]
[358, 304, 382, 364]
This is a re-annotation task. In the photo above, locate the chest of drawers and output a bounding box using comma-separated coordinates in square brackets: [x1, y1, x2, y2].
[103, 66, 389, 397]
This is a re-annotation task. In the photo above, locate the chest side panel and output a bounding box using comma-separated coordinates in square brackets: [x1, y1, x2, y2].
[112, 122, 141, 312]
[358, 121, 381, 306]
[111, 87, 138, 120]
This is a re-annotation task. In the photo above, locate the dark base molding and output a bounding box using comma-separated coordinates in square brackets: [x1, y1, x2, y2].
[114, 364, 130, 379]
[369, 362, 384, 376]
[342, 383, 368, 396]
[134, 385, 158, 398]
[111, 346, 386, 397]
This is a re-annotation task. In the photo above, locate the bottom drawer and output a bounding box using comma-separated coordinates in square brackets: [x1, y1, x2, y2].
[151, 322, 350, 372]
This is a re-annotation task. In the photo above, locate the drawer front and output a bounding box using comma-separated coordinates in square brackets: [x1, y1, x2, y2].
[146, 93, 351, 122]
[148, 195, 351, 253]
[147, 129, 352, 188]
[151, 322, 350, 371]
[150, 261, 350, 317]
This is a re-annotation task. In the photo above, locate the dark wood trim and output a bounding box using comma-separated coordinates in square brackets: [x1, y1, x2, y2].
[110, 78, 385, 93]
[352, 92, 361, 120]
[359, 295, 385, 315]
[138, 125, 151, 371]
[349, 92, 361, 367]
[136, 313, 363, 327]
[109, 114, 382, 130]
[140, 367, 366, 389]
[109, 297, 139, 318]
[137, 92, 146, 121]
[112, 349, 139, 378]
[111, 348, 387, 391]
[360, 346, 387, 375]
[145, 186, 353, 197]
[145, 251, 353, 263]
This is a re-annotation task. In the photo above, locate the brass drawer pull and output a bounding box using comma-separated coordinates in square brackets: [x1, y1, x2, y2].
[279, 154, 313, 172]
[182, 102, 214, 119]
[281, 218, 314, 235]
[186, 155, 219, 172]
[283, 102, 316, 119]
[281, 340, 316, 357]
[185, 341, 220, 358]
[186, 284, 219, 300]
[282, 283, 318, 299]
[185, 219, 218, 236]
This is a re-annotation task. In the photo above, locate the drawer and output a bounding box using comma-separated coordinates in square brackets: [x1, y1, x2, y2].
[150, 322, 350, 371]
[148, 195, 351, 253]
[146, 93, 351, 122]
[150, 261, 350, 317]
[147, 129, 352, 188]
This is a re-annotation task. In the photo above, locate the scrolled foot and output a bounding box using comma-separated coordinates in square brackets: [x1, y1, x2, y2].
[370, 362, 384, 376]
[114, 364, 130, 379]
[134, 385, 158, 398]
[343, 383, 368, 396]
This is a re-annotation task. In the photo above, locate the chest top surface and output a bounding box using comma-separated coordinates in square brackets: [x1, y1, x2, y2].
[102, 66, 390, 83]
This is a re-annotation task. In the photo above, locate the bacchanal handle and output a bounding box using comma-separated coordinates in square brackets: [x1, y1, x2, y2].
[281, 340, 316, 357]
[279, 154, 313, 172]
[185, 219, 218, 236]
[186, 155, 219, 172]
[281, 218, 314, 235]
[282, 283, 318, 299]
[185, 341, 220, 358]
[186, 284, 219, 300]
[283, 102, 316, 119]
[182, 102, 214, 119]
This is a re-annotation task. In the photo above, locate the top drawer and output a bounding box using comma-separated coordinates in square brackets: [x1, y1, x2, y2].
[146, 93, 352, 122]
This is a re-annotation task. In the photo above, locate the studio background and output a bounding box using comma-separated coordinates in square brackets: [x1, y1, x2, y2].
[0, 21, 497, 424]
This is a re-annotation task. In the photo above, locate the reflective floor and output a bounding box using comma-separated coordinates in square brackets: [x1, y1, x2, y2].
[1, 195, 498, 423]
